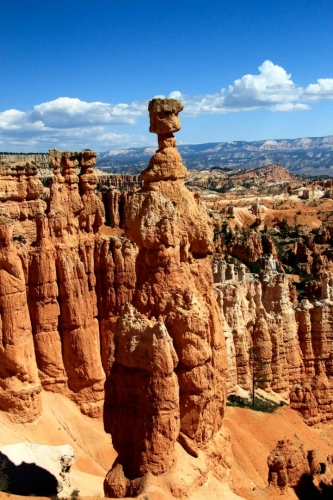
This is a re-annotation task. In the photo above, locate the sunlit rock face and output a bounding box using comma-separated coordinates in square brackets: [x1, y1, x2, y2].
[0, 151, 137, 420]
[267, 439, 310, 492]
[215, 265, 333, 426]
[0, 102, 227, 495]
[103, 98, 227, 497]
[0, 214, 42, 423]
[215, 273, 303, 395]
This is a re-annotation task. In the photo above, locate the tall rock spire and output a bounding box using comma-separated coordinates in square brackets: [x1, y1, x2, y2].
[104, 98, 227, 497]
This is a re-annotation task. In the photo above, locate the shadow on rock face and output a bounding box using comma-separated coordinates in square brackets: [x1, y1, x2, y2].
[294, 473, 333, 500]
[0, 452, 58, 496]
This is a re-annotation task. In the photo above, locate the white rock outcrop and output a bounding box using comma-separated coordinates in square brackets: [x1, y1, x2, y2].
[0, 443, 76, 499]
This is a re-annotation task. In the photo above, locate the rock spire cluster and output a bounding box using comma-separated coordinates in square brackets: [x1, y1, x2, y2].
[0, 151, 135, 421]
[0, 100, 227, 496]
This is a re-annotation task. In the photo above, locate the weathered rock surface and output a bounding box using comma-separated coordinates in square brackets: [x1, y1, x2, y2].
[215, 265, 333, 426]
[267, 439, 333, 496]
[291, 284, 333, 425]
[0, 150, 125, 420]
[3, 97, 333, 499]
[235, 163, 295, 182]
[104, 97, 226, 496]
[0, 443, 76, 499]
[0, 101, 228, 497]
[268, 439, 310, 492]
[0, 214, 42, 423]
[215, 273, 303, 395]
[104, 304, 180, 495]
[217, 229, 280, 268]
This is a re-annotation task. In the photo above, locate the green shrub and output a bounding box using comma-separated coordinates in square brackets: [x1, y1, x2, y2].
[226, 394, 285, 414]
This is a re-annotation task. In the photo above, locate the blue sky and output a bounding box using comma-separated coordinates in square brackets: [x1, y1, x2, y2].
[0, 0, 332, 152]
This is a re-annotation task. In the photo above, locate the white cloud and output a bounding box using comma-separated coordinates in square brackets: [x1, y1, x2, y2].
[178, 61, 305, 115]
[168, 91, 182, 99]
[30, 97, 146, 127]
[0, 109, 46, 132]
[270, 103, 310, 112]
[0, 61, 332, 151]
[0, 97, 150, 151]
[224, 60, 301, 108]
[303, 78, 333, 101]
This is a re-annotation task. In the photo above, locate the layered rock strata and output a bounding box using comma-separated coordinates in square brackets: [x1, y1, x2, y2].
[104, 98, 227, 496]
[0, 213, 42, 423]
[291, 286, 333, 424]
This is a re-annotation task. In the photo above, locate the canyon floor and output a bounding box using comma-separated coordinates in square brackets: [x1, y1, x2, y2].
[1, 392, 332, 499]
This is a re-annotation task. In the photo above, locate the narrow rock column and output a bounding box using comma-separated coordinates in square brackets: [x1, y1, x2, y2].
[48, 150, 106, 417]
[28, 214, 67, 391]
[0, 216, 42, 422]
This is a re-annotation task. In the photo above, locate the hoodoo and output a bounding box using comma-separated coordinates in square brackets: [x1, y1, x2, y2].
[103, 98, 227, 497]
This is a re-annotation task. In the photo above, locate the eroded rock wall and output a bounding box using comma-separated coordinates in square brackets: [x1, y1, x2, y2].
[0, 152, 138, 421]
[215, 268, 333, 425]
[0, 102, 227, 491]
[215, 273, 303, 395]
[0, 214, 42, 423]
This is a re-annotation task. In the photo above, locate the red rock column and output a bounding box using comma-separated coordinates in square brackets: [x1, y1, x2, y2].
[48, 150, 106, 417]
[268, 440, 310, 493]
[104, 98, 226, 498]
[0, 217, 42, 422]
[94, 235, 137, 374]
[127, 98, 226, 444]
[104, 305, 179, 498]
[28, 214, 67, 391]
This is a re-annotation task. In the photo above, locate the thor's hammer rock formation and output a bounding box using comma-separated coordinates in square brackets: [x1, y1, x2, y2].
[103, 98, 227, 497]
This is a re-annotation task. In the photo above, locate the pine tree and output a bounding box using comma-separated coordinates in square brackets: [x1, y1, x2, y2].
[248, 346, 270, 407]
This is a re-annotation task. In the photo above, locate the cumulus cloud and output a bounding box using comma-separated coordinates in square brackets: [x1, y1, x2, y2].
[224, 60, 301, 108]
[175, 61, 307, 115]
[0, 97, 150, 151]
[30, 97, 146, 127]
[303, 78, 333, 101]
[0, 61, 332, 151]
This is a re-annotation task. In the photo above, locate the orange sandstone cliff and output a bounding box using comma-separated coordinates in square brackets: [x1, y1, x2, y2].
[0, 151, 136, 421]
[214, 261, 333, 425]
